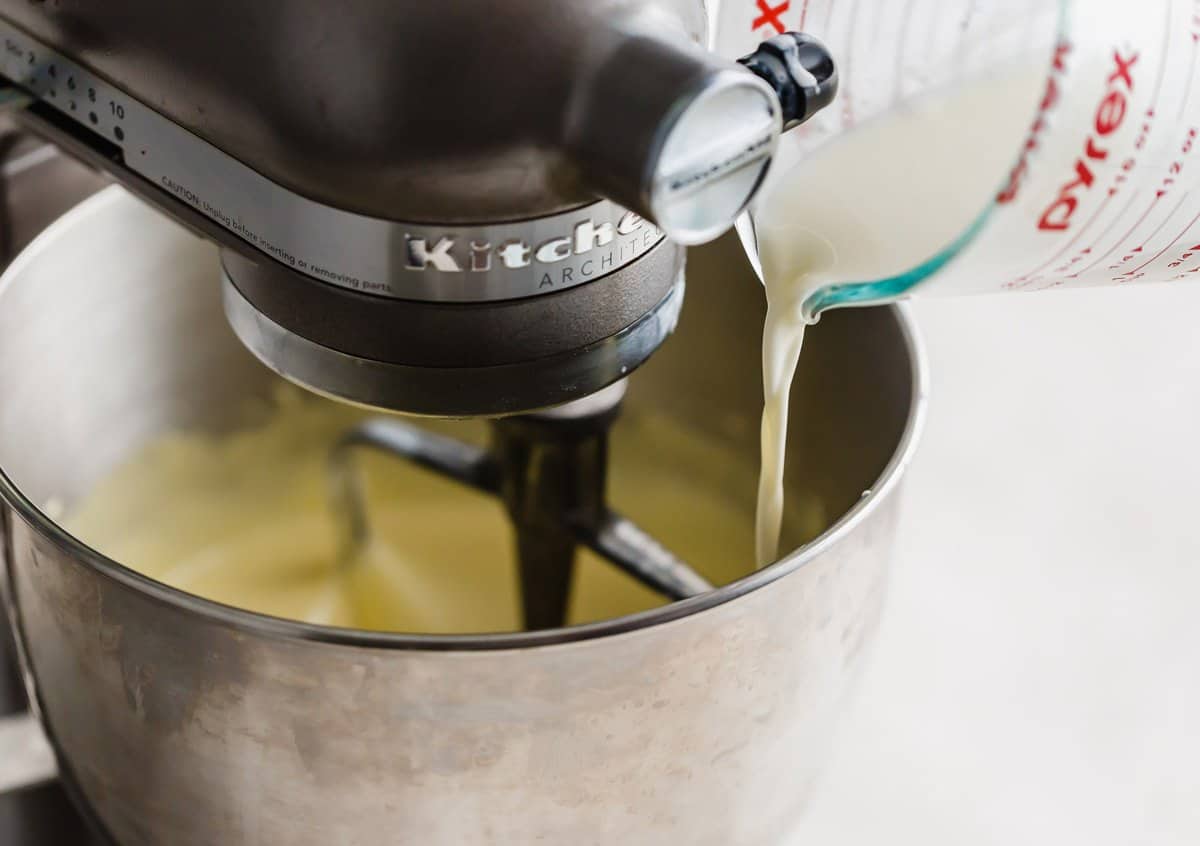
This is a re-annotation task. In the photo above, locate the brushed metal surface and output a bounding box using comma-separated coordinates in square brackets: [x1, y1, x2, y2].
[0, 16, 671, 302]
[222, 267, 686, 417]
[0, 190, 926, 845]
[0, 0, 718, 224]
[0, 135, 107, 846]
[0, 135, 107, 713]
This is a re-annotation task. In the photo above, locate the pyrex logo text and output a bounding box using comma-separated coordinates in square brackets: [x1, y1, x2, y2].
[1038, 49, 1139, 232]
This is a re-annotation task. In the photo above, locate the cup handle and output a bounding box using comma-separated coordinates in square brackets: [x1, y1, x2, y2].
[0, 711, 57, 793]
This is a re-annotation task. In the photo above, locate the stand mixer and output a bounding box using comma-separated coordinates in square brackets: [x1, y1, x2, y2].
[0, 5, 913, 845]
[0, 0, 837, 631]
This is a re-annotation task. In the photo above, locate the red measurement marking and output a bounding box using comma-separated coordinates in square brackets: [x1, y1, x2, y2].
[1135, 110, 1156, 151]
[753, 0, 791, 33]
[1145, 127, 1200, 206]
[1166, 244, 1200, 267]
[798, 0, 810, 29]
[1126, 198, 1200, 275]
[1015, 192, 1114, 285]
[1169, 263, 1200, 278]
[1108, 193, 1186, 273]
[1109, 128, 1200, 274]
[1069, 192, 1149, 277]
[1030, 152, 1146, 285]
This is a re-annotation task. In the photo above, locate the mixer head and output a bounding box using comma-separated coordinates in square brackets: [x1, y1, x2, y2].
[0, 2, 836, 416]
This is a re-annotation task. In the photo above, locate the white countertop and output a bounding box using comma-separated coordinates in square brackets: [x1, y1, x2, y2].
[790, 284, 1200, 844]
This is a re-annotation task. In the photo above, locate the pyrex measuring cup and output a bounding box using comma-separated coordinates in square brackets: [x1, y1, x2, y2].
[713, 0, 1200, 316]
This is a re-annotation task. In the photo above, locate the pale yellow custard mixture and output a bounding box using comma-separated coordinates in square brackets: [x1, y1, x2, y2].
[66, 390, 824, 634]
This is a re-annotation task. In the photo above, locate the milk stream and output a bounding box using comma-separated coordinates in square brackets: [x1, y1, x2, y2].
[752, 62, 1047, 566]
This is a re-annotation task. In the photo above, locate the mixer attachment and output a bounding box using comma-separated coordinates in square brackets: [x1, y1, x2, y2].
[328, 384, 712, 631]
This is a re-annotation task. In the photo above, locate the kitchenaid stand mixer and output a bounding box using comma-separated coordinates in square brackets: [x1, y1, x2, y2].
[0, 7, 917, 845]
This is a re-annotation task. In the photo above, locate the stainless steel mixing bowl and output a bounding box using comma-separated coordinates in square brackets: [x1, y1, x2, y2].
[0, 187, 925, 845]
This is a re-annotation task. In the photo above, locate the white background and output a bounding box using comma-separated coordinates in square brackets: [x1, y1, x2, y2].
[791, 284, 1200, 844]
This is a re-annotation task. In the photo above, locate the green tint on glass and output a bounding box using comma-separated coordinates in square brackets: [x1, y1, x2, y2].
[800, 0, 1070, 320]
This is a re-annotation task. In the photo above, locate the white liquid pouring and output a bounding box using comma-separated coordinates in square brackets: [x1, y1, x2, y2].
[753, 63, 1047, 566]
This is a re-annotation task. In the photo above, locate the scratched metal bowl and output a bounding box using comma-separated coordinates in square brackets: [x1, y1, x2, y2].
[0, 187, 925, 846]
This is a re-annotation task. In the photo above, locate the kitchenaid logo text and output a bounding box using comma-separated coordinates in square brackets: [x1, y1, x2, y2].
[157, 164, 659, 297]
[404, 212, 655, 275]
[1037, 48, 1139, 232]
